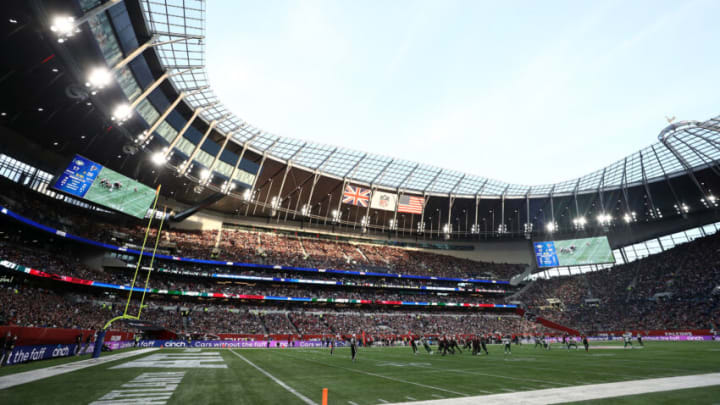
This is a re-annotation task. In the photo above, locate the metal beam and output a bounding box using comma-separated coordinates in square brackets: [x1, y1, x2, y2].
[638, 151, 658, 218]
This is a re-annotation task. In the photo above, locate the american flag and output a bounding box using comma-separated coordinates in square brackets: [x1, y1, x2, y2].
[397, 195, 424, 214]
[342, 184, 371, 207]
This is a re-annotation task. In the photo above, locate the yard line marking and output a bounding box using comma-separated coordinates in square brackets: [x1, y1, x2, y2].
[276, 352, 469, 397]
[378, 399, 389, 403]
[406, 396, 417, 400]
[500, 388, 516, 392]
[348, 402, 360, 405]
[431, 394, 444, 398]
[0, 348, 159, 390]
[228, 349, 317, 405]
[382, 372, 720, 405]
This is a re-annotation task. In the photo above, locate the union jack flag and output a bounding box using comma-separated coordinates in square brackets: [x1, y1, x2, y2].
[342, 184, 371, 207]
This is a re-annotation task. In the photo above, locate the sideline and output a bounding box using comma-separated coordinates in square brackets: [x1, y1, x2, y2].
[0, 348, 159, 390]
[384, 372, 720, 404]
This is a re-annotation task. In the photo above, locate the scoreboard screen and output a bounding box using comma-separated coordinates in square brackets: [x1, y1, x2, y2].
[534, 236, 615, 268]
[53, 155, 157, 219]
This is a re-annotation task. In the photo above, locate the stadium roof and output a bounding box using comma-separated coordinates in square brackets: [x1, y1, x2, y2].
[136, 0, 720, 198]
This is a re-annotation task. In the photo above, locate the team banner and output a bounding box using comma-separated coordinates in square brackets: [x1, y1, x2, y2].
[370, 191, 397, 212]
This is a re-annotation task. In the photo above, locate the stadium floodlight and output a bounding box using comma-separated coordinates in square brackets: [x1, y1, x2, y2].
[545, 222, 556, 233]
[360, 215, 369, 226]
[623, 212, 637, 223]
[596, 213, 612, 226]
[86, 67, 112, 91]
[151, 151, 166, 166]
[300, 203, 309, 215]
[701, 195, 717, 208]
[674, 203, 690, 214]
[220, 181, 235, 194]
[331, 209, 341, 223]
[243, 189, 252, 201]
[199, 168, 211, 180]
[572, 216, 586, 229]
[111, 103, 132, 123]
[50, 15, 78, 42]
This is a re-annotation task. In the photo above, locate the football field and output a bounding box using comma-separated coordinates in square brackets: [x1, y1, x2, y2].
[1, 342, 719, 404]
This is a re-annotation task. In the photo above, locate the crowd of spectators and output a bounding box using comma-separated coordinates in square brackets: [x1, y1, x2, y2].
[0, 181, 524, 281]
[517, 233, 720, 332]
[0, 282, 536, 337]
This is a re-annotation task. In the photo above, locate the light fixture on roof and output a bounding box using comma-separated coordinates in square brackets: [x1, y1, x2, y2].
[596, 213, 612, 226]
[9, 18, 18, 24]
[199, 168, 211, 180]
[673, 203, 690, 215]
[86, 67, 112, 90]
[243, 189, 252, 201]
[111, 103, 132, 123]
[221, 181, 235, 194]
[701, 195, 717, 208]
[50, 15, 79, 42]
[151, 151, 167, 166]
[572, 216, 586, 229]
[545, 222, 556, 233]
[623, 212, 637, 223]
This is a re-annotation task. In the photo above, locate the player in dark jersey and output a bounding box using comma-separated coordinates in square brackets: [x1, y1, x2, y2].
[330, 336, 336, 355]
[450, 337, 462, 354]
[534, 335, 542, 348]
[471, 336, 480, 355]
[582, 335, 589, 352]
[410, 337, 418, 355]
[637, 333, 644, 347]
[350, 335, 358, 362]
[480, 334, 489, 355]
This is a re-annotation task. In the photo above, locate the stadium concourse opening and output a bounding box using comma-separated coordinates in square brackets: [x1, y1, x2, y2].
[1, 0, 720, 404]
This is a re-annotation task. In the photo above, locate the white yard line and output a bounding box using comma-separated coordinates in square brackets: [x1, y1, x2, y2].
[0, 348, 159, 390]
[277, 352, 469, 397]
[228, 349, 318, 405]
[383, 372, 720, 405]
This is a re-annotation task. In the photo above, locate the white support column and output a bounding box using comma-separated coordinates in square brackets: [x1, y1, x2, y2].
[177, 114, 231, 175]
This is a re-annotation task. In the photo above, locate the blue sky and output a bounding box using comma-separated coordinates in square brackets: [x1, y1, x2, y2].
[206, 0, 718, 185]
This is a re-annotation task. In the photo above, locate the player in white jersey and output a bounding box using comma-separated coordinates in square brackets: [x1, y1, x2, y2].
[502, 334, 512, 355]
[623, 332, 633, 349]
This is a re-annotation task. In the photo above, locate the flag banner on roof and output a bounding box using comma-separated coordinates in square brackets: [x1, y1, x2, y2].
[370, 191, 397, 211]
[397, 195, 424, 214]
[342, 184, 371, 207]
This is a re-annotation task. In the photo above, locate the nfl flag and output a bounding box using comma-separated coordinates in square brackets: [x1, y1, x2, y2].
[370, 191, 397, 212]
[397, 195, 424, 214]
[342, 184, 371, 207]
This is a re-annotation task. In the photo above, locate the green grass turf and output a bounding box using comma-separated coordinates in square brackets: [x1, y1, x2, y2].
[0, 342, 719, 404]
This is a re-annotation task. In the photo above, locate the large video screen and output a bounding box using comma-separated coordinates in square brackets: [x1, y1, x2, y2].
[534, 236, 614, 268]
[53, 155, 157, 219]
